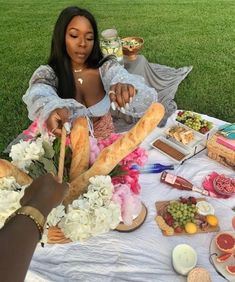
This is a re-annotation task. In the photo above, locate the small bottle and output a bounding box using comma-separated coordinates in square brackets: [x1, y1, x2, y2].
[131, 163, 174, 174]
[160, 171, 209, 196]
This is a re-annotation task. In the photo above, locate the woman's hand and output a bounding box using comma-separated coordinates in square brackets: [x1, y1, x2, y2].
[46, 107, 70, 136]
[109, 83, 136, 113]
[20, 174, 69, 217]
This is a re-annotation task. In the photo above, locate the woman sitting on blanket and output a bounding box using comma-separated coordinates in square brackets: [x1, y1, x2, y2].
[23, 6, 158, 139]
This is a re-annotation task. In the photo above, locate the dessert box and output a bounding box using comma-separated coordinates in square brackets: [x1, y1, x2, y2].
[155, 197, 220, 236]
[150, 136, 192, 163]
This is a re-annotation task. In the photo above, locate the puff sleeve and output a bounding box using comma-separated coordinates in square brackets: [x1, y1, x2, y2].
[99, 59, 158, 118]
[22, 65, 87, 122]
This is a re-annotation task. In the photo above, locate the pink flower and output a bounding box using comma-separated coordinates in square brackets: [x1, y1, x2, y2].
[112, 184, 142, 225]
[23, 118, 41, 140]
[66, 136, 71, 146]
[89, 137, 101, 165]
[23, 118, 48, 141]
[111, 167, 140, 194]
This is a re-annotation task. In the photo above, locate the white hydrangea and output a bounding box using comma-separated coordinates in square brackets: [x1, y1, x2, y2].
[10, 138, 45, 172]
[0, 190, 21, 228]
[60, 175, 121, 241]
[46, 205, 66, 227]
[0, 176, 22, 191]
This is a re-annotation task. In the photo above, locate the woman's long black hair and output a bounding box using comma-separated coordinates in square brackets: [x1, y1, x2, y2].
[48, 6, 106, 99]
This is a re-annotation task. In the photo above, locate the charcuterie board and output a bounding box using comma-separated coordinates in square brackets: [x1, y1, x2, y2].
[155, 197, 220, 236]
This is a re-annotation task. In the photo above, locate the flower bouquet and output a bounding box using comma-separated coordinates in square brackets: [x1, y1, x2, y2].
[0, 103, 165, 243]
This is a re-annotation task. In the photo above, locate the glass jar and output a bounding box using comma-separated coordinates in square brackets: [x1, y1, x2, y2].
[100, 28, 124, 65]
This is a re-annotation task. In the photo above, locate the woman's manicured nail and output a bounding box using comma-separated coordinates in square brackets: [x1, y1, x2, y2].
[120, 107, 126, 114]
[129, 97, 133, 103]
[111, 102, 116, 111]
[125, 103, 130, 110]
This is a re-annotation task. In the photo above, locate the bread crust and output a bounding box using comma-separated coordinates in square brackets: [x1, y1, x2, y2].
[69, 117, 90, 182]
[0, 159, 32, 185]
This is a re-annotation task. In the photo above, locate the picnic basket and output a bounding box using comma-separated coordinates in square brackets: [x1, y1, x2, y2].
[207, 133, 235, 170]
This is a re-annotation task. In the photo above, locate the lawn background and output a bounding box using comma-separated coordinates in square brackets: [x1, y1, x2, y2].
[0, 0, 235, 155]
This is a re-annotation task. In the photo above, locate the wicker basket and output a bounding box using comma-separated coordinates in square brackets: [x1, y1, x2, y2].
[207, 133, 235, 170]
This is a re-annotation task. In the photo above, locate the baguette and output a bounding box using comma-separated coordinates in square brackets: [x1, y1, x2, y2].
[64, 103, 165, 205]
[0, 159, 32, 186]
[69, 117, 90, 181]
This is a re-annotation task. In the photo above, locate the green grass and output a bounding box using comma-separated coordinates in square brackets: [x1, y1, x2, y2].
[0, 0, 235, 154]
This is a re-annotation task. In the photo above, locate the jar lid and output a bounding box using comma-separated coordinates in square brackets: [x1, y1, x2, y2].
[101, 29, 118, 39]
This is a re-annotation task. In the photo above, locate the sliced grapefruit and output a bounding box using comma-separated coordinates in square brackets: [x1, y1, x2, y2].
[226, 265, 235, 275]
[215, 232, 235, 253]
[216, 253, 233, 263]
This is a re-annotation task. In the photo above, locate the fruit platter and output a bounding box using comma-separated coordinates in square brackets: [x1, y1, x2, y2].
[176, 111, 214, 135]
[155, 197, 220, 236]
[210, 231, 235, 280]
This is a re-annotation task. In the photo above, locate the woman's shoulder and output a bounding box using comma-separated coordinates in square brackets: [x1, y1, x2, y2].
[29, 65, 58, 87]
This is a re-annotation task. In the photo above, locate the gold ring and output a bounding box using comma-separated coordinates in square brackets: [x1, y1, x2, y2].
[108, 90, 116, 96]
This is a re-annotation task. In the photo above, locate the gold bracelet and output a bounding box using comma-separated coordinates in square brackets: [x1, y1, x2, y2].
[5, 206, 46, 240]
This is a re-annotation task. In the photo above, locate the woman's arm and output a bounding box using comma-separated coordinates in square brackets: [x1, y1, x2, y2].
[22, 65, 87, 124]
[0, 174, 69, 282]
[100, 59, 158, 117]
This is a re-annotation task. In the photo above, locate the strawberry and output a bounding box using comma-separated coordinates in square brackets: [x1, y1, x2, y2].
[174, 226, 183, 233]
[188, 196, 197, 205]
[177, 111, 184, 117]
[199, 126, 209, 134]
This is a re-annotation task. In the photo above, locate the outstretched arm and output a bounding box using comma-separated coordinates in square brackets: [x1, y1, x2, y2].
[22, 65, 86, 131]
[0, 174, 69, 282]
[100, 59, 158, 117]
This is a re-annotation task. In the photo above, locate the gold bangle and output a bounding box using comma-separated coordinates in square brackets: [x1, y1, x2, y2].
[5, 206, 46, 240]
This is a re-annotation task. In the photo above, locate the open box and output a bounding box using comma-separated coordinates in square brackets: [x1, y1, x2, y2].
[150, 136, 192, 164]
[165, 124, 204, 150]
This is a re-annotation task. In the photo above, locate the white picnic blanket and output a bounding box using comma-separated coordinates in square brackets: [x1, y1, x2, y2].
[26, 112, 234, 282]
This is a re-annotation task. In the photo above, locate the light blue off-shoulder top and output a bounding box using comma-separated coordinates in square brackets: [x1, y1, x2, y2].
[22, 59, 158, 123]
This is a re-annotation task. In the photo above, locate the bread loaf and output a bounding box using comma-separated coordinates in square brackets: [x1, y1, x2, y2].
[69, 117, 90, 181]
[0, 159, 32, 185]
[64, 103, 165, 205]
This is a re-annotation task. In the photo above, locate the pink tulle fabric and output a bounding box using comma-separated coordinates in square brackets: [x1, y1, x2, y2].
[112, 184, 142, 225]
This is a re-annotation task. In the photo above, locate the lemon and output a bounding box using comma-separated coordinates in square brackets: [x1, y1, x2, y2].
[206, 215, 218, 226]
[185, 222, 197, 234]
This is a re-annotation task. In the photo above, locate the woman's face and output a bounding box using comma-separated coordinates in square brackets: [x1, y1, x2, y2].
[65, 16, 94, 68]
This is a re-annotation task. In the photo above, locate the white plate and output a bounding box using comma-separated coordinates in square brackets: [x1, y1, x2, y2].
[150, 136, 192, 164]
[209, 231, 235, 282]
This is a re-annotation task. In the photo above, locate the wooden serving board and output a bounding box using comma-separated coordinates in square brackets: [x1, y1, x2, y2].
[115, 202, 147, 232]
[155, 198, 220, 236]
